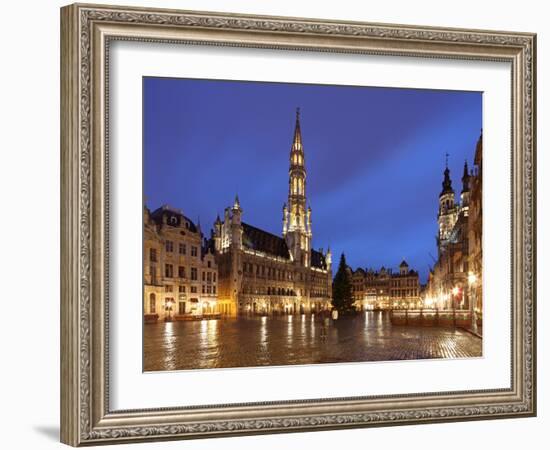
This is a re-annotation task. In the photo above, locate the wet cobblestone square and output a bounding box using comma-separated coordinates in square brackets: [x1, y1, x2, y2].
[144, 311, 482, 371]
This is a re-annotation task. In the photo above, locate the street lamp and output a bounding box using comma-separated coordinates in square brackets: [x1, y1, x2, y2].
[468, 272, 478, 334]
[164, 299, 174, 322]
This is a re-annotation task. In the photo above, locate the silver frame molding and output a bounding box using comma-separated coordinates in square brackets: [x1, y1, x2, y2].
[60, 3, 536, 446]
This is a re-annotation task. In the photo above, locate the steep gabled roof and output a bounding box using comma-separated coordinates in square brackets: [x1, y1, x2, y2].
[242, 223, 290, 259]
[311, 249, 327, 270]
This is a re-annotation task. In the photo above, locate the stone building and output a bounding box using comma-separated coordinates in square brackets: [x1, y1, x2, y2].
[351, 261, 420, 310]
[143, 205, 218, 322]
[427, 133, 482, 314]
[212, 109, 332, 316]
[389, 261, 421, 308]
[468, 134, 483, 318]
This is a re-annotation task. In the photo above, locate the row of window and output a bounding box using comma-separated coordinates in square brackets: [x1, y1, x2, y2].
[354, 281, 417, 290]
[162, 264, 218, 281]
[162, 264, 199, 280]
[242, 262, 304, 281]
[202, 285, 216, 295]
[390, 289, 419, 297]
[165, 284, 198, 294]
[391, 278, 418, 287]
[241, 286, 330, 297]
[162, 284, 218, 295]
[152, 241, 199, 257]
[310, 290, 329, 298]
[242, 286, 298, 296]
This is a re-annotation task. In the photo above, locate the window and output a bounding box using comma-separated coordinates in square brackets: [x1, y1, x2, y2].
[213, 273, 216, 283]
[165, 264, 173, 278]
[202, 271, 206, 281]
[165, 240, 174, 252]
[178, 266, 185, 278]
[178, 285, 186, 293]
[212, 286, 216, 294]
[178, 243, 186, 255]
[191, 267, 198, 280]
[207, 272, 212, 282]
[149, 248, 157, 262]
[207, 261, 211, 268]
[149, 265, 156, 283]
[178, 302, 186, 315]
[191, 246, 198, 257]
[149, 294, 156, 313]
[191, 286, 198, 293]
[202, 285, 206, 294]
[165, 285, 173, 292]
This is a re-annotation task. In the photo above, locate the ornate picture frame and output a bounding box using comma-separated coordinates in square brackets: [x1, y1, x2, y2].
[60, 3, 536, 446]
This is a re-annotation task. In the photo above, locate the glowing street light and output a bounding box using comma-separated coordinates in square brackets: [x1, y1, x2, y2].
[164, 299, 175, 322]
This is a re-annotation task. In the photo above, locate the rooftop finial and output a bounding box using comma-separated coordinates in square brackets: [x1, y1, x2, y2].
[445, 152, 449, 169]
[293, 107, 302, 146]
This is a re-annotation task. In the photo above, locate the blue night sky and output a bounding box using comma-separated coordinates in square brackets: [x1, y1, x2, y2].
[143, 77, 482, 283]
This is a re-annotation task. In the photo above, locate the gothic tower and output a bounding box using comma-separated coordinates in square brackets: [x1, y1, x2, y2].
[284, 108, 311, 267]
[460, 160, 470, 213]
[438, 155, 458, 253]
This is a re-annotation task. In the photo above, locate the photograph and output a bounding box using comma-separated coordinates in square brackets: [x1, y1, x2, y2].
[142, 77, 483, 371]
[56, 2, 537, 445]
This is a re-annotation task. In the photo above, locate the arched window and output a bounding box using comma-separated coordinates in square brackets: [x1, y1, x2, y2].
[149, 293, 156, 313]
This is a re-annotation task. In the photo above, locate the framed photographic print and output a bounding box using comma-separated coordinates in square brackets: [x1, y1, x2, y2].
[60, 3, 536, 446]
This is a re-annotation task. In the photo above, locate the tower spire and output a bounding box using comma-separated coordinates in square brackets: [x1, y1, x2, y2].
[285, 108, 311, 267]
[287, 107, 307, 232]
[441, 154, 453, 196]
[293, 107, 302, 146]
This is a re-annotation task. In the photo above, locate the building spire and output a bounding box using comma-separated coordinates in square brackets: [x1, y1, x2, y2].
[288, 108, 306, 211]
[293, 107, 302, 146]
[441, 154, 453, 196]
[233, 194, 241, 211]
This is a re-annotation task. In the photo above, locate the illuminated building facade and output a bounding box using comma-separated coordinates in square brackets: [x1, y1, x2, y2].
[427, 133, 482, 317]
[143, 205, 218, 322]
[351, 261, 420, 310]
[467, 134, 483, 318]
[213, 109, 333, 316]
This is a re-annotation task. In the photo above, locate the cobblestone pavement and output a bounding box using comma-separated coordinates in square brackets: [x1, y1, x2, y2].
[144, 311, 482, 371]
